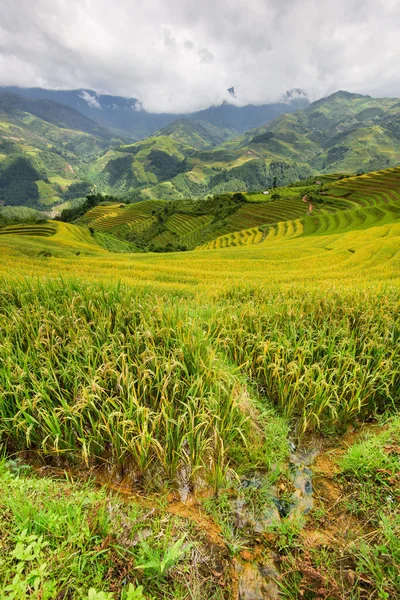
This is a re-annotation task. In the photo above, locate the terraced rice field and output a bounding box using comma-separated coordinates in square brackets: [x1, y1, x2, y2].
[164, 213, 214, 246]
[165, 213, 213, 236]
[199, 166, 400, 250]
[78, 196, 313, 249]
[1, 166, 399, 600]
[0, 221, 108, 260]
[79, 200, 164, 233]
[327, 167, 400, 207]
[225, 198, 308, 229]
[0, 222, 57, 237]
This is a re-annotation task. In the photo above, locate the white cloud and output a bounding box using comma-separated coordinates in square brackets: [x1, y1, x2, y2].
[78, 90, 101, 109]
[0, 0, 399, 112]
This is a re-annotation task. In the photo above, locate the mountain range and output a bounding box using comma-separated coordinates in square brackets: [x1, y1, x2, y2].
[2, 87, 400, 208]
[0, 86, 309, 140]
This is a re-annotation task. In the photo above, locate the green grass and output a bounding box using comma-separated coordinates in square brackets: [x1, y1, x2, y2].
[268, 416, 400, 600]
[0, 459, 230, 599]
[1, 165, 400, 600]
[338, 417, 400, 598]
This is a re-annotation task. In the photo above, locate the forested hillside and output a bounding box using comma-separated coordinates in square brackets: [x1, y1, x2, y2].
[87, 91, 400, 201]
[4, 90, 400, 209]
[0, 92, 121, 208]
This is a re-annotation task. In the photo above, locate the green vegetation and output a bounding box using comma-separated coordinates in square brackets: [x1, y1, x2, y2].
[0, 91, 120, 209]
[6, 90, 400, 208]
[277, 418, 400, 599]
[58, 193, 120, 222]
[0, 205, 46, 227]
[0, 279, 251, 486]
[340, 420, 400, 597]
[0, 459, 230, 599]
[0, 163, 399, 599]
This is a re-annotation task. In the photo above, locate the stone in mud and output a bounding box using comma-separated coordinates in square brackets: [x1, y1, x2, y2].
[235, 559, 279, 600]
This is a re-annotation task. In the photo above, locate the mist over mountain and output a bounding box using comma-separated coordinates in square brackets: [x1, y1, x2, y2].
[88, 90, 400, 201]
[2, 87, 400, 210]
[0, 86, 309, 140]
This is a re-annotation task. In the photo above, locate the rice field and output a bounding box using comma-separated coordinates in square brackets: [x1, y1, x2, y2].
[78, 194, 312, 250]
[79, 200, 164, 233]
[1, 277, 399, 481]
[80, 168, 400, 252]
[0, 222, 57, 237]
[1, 167, 400, 600]
[199, 167, 400, 249]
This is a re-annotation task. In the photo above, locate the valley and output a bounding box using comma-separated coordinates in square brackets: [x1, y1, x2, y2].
[4, 89, 400, 212]
[0, 88, 399, 600]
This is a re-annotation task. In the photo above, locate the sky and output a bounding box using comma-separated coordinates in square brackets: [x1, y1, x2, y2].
[0, 0, 399, 113]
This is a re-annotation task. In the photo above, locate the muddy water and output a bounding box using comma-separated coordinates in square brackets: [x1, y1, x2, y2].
[233, 442, 319, 599]
[235, 558, 280, 600]
[286, 444, 319, 521]
[21, 440, 321, 600]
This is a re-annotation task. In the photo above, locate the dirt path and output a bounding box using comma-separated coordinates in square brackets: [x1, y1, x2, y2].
[302, 194, 314, 215]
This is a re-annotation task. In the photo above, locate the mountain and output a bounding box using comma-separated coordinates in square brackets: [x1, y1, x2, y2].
[235, 90, 400, 173]
[280, 88, 309, 105]
[189, 94, 309, 133]
[117, 91, 400, 200]
[0, 91, 115, 139]
[84, 119, 236, 197]
[4, 88, 400, 208]
[0, 92, 122, 208]
[0, 86, 179, 140]
[0, 86, 309, 140]
[156, 119, 236, 148]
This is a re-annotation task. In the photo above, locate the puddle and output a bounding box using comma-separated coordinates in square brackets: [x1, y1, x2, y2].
[236, 443, 318, 524]
[16, 440, 322, 599]
[234, 557, 279, 600]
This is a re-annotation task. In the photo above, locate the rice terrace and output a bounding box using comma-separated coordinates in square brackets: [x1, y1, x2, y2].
[1, 20, 400, 597]
[1, 159, 399, 599]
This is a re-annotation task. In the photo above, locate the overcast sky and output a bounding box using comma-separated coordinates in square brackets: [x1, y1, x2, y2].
[0, 0, 399, 112]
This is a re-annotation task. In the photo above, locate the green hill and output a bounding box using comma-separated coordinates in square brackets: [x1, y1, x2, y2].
[1, 164, 399, 600]
[4, 89, 400, 209]
[155, 119, 236, 148]
[0, 92, 122, 209]
[85, 119, 236, 197]
[97, 91, 400, 201]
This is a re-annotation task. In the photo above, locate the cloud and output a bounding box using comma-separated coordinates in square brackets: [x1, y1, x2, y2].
[78, 90, 101, 109]
[0, 0, 399, 112]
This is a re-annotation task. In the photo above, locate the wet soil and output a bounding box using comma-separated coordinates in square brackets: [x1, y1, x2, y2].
[17, 423, 382, 599]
